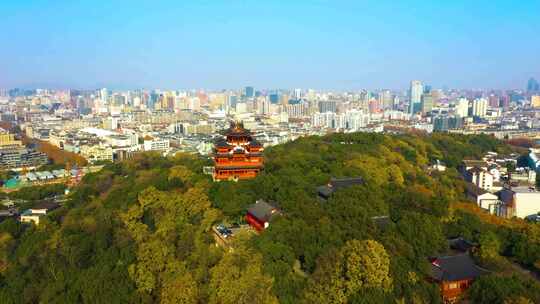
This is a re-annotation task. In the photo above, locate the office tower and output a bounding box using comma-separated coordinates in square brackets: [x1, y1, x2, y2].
[244, 86, 254, 98]
[255, 98, 270, 115]
[318, 100, 337, 113]
[293, 88, 302, 100]
[100, 88, 109, 104]
[409, 80, 423, 114]
[227, 95, 238, 108]
[421, 92, 433, 114]
[148, 91, 159, 109]
[472, 98, 488, 117]
[500, 95, 510, 109]
[113, 94, 126, 106]
[455, 98, 469, 117]
[392, 96, 400, 110]
[379, 90, 393, 109]
[269, 93, 279, 104]
[488, 95, 500, 108]
[527, 78, 540, 92]
[532, 95, 540, 108]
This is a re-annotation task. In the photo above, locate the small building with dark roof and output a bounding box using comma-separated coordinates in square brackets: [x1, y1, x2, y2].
[246, 200, 280, 232]
[317, 177, 364, 200]
[19, 200, 60, 225]
[429, 254, 488, 303]
[448, 237, 477, 253]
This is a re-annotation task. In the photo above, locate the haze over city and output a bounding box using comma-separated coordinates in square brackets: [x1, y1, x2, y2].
[1, 0, 540, 90]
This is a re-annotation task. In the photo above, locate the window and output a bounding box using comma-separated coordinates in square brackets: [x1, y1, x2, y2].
[448, 282, 458, 289]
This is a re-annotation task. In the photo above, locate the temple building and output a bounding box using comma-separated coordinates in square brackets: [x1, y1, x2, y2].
[317, 177, 364, 200]
[213, 121, 264, 181]
[246, 200, 280, 232]
[429, 254, 488, 303]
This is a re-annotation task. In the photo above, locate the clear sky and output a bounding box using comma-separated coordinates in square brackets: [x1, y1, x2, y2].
[1, 0, 539, 90]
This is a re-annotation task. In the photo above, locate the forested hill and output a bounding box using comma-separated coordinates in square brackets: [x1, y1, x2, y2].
[1, 132, 539, 304]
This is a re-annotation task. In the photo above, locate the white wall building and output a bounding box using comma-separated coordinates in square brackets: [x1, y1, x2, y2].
[455, 98, 469, 117]
[499, 188, 540, 219]
[311, 110, 369, 131]
[143, 138, 170, 152]
[472, 98, 488, 118]
[467, 167, 494, 191]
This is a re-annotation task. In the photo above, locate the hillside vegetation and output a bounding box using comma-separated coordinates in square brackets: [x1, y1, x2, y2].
[0, 132, 539, 304]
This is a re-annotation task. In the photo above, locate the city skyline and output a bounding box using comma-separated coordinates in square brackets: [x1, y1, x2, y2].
[1, 0, 540, 90]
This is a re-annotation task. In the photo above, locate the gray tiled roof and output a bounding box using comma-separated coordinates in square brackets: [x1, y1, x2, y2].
[430, 254, 488, 282]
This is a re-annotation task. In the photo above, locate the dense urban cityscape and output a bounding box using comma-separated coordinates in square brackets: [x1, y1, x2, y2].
[1, 78, 540, 167]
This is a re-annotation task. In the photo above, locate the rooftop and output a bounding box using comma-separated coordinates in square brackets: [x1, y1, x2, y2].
[430, 254, 488, 282]
[448, 237, 477, 253]
[462, 160, 489, 168]
[505, 186, 539, 194]
[32, 200, 60, 211]
[247, 200, 279, 223]
[317, 177, 364, 199]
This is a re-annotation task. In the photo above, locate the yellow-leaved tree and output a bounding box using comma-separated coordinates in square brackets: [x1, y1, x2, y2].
[302, 239, 393, 303]
[121, 179, 220, 303]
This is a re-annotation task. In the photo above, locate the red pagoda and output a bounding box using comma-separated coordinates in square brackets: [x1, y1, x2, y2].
[213, 121, 264, 181]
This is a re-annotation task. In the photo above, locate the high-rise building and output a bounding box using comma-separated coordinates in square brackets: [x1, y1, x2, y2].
[318, 100, 338, 113]
[409, 80, 423, 114]
[500, 95, 510, 109]
[455, 98, 469, 117]
[531, 95, 540, 108]
[379, 90, 393, 109]
[293, 88, 302, 100]
[148, 91, 159, 109]
[488, 95, 500, 108]
[527, 78, 540, 93]
[100, 88, 109, 104]
[269, 93, 279, 104]
[421, 93, 433, 114]
[244, 86, 254, 98]
[472, 98, 488, 117]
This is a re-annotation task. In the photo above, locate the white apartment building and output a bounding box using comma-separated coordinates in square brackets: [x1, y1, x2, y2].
[143, 138, 170, 152]
[466, 167, 494, 191]
[455, 98, 469, 117]
[472, 98, 488, 117]
[311, 110, 369, 130]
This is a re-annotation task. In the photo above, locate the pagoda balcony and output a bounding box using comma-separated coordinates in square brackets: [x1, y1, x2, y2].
[214, 161, 264, 168]
[214, 152, 263, 157]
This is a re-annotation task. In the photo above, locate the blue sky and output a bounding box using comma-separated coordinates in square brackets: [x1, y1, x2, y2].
[1, 0, 539, 90]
